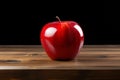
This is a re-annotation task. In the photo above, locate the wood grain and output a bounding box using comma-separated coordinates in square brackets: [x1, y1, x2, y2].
[0, 45, 120, 80]
[0, 45, 119, 70]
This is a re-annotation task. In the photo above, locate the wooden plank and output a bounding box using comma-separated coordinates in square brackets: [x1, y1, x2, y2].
[0, 70, 119, 80]
[0, 45, 119, 70]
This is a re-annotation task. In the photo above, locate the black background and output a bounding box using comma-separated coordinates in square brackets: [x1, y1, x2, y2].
[0, 1, 119, 45]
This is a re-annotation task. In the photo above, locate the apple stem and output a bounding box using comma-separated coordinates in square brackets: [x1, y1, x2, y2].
[56, 16, 61, 23]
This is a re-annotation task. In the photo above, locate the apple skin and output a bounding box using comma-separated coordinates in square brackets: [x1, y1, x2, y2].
[40, 21, 84, 61]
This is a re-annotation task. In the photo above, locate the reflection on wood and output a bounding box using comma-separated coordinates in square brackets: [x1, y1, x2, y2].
[0, 45, 120, 70]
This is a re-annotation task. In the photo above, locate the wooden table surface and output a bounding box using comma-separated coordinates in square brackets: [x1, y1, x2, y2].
[0, 45, 120, 80]
[0, 45, 120, 70]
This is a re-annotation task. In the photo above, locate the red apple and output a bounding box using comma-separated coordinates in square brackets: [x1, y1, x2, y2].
[40, 17, 84, 61]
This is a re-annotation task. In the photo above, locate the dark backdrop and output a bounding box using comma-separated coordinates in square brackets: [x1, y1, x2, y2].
[0, 1, 119, 45]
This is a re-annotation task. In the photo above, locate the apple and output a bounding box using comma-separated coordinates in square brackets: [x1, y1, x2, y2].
[40, 16, 84, 61]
